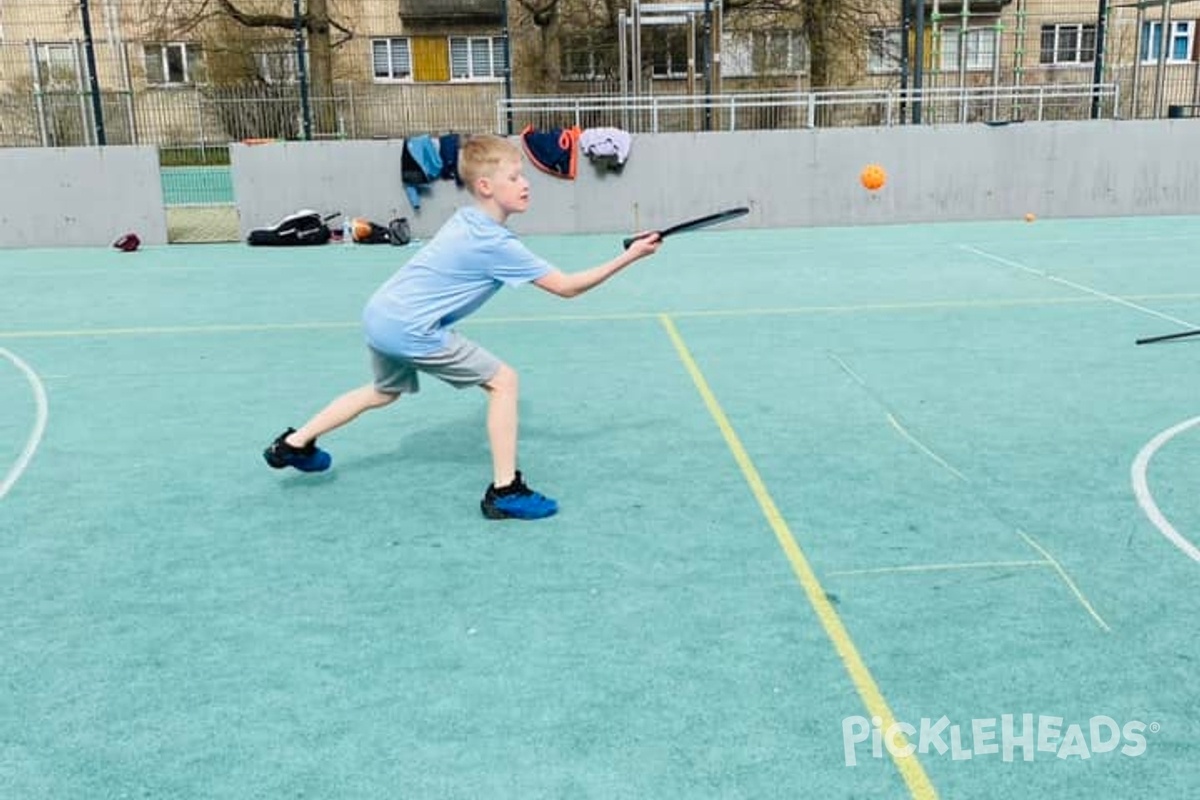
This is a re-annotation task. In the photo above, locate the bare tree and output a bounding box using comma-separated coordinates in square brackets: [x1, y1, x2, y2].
[144, 0, 350, 132]
[513, 0, 564, 87]
[726, 0, 889, 88]
[212, 0, 344, 102]
[514, 0, 888, 93]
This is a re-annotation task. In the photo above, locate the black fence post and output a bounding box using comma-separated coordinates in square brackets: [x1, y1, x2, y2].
[79, 0, 107, 145]
[1091, 0, 1108, 119]
[294, 0, 312, 140]
[501, 0, 513, 135]
[900, 0, 911, 124]
[913, 0, 925, 124]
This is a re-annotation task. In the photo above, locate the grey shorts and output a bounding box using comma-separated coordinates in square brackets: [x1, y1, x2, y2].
[369, 332, 503, 394]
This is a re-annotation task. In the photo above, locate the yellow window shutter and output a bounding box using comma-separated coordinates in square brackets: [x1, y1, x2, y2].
[906, 29, 938, 70]
[413, 37, 449, 82]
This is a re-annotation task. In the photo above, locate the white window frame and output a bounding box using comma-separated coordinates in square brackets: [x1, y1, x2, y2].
[254, 49, 298, 85]
[144, 42, 204, 86]
[644, 27, 688, 79]
[868, 27, 904, 74]
[449, 36, 506, 82]
[721, 30, 753, 77]
[1040, 23, 1097, 66]
[372, 37, 412, 82]
[722, 30, 807, 77]
[1141, 20, 1195, 64]
[940, 26, 997, 72]
[37, 42, 79, 88]
[560, 34, 608, 80]
[758, 30, 807, 76]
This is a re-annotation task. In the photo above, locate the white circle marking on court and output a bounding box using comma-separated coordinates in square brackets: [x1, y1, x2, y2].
[0, 347, 48, 501]
[1131, 415, 1200, 563]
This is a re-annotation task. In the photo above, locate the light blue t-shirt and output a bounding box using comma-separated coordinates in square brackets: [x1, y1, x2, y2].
[362, 207, 553, 357]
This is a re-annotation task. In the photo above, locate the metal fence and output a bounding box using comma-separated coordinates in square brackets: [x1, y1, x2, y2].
[499, 83, 1121, 133]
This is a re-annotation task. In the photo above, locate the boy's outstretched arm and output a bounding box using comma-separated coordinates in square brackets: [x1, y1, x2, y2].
[533, 233, 661, 298]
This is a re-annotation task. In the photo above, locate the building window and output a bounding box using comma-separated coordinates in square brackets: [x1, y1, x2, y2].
[1141, 20, 1195, 63]
[940, 27, 997, 72]
[373, 37, 412, 81]
[643, 27, 688, 79]
[561, 33, 616, 80]
[144, 42, 204, 85]
[255, 48, 298, 84]
[37, 43, 78, 87]
[449, 36, 506, 81]
[867, 28, 904, 74]
[722, 30, 807, 77]
[1039, 23, 1097, 65]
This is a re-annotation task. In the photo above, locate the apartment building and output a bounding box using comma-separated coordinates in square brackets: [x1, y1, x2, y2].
[0, 1, 1195, 147]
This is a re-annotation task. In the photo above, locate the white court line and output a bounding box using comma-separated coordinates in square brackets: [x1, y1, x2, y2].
[959, 245, 1200, 566]
[958, 245, 1199, 330]
[1131, 416, 1200, 563]
[829, 352, 968, 482]
[829, 348, 1110, 628]
[1016, 531, 1112, 632]
[886, 413, 967, 483]
[0, 347, 49, 500]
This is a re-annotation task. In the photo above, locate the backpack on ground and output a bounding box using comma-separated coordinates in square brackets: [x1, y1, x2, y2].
[247, 210, 336, 246]
[351, 216, 411, 246]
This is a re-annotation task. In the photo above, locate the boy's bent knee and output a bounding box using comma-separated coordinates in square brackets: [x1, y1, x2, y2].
[484, 364, 518, 394]
[368, 387, 401, 407]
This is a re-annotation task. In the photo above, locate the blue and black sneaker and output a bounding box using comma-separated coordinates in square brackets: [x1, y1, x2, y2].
[481, 471, 558, 520]
[263, 427, 332, 473]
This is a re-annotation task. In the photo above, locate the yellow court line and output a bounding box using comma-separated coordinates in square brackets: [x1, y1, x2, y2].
[826, 560, 1050, 578]
[8, 290, 1200, 340]
[658, 314, 938, 800]
[1016, 530, 1111, 632]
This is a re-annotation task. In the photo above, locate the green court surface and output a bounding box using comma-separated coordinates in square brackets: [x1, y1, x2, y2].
[3, 217, 1200, 799]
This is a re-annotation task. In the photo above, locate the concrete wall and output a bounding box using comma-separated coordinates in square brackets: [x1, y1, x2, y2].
[231, 120, 1200, 242]
[0, 146, 167, 247]
[5, 120, 1197, 248]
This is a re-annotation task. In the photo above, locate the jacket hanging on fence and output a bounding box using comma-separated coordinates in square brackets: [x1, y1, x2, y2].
[439, 133, 463, 186]
[580, 127, 632, 170]
[520, 125, 581, 180]
[402, 135, 444, 209]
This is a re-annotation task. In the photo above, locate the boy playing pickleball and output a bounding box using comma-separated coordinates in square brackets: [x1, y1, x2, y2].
[264, 134, 661, 519]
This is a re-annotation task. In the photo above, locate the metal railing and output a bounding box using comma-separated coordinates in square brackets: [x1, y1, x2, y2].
[497, 83, 1122, 134]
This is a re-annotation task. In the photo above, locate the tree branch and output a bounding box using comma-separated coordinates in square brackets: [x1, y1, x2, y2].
[517, 0, 559, 27]
[216, 0, 297, 29]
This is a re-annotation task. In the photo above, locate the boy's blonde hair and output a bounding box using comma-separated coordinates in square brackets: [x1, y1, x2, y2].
[459, 134, 521, 194]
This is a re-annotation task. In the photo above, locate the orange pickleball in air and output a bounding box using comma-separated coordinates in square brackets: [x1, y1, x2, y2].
[860, 164, 887, 192]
